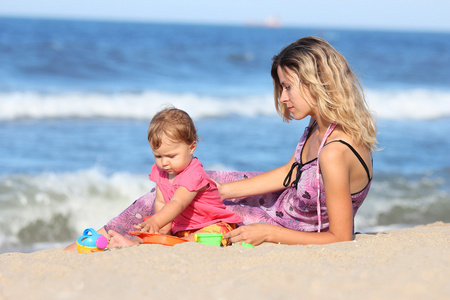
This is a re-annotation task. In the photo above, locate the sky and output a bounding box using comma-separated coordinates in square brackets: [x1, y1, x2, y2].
[0, 0, 449, 32]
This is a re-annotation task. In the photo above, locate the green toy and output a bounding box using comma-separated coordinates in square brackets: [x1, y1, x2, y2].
[194, 233, 223, 246]
[241, 242, 255, 248]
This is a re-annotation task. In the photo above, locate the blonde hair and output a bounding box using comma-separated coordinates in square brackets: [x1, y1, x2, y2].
[271, 36, 378, 151]
[148, 107, 198, 149]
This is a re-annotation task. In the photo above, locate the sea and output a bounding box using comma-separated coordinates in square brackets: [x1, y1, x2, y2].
[0, 17, 449, 253]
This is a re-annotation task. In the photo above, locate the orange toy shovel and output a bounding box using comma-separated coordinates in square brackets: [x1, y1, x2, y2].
[129, 231, 187, 246]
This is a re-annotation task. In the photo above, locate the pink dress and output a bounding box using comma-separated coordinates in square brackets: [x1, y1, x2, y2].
[149, 158, 242, 233]
[104, 123, 371, 237]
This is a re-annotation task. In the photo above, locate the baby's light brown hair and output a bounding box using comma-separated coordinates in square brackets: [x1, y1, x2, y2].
[148, 107, 199, 149]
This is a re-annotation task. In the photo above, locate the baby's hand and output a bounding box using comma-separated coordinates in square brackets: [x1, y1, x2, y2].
[134, 218, 160, 234]
[133, 223, 144, 230]
[133, 216, 151, 231]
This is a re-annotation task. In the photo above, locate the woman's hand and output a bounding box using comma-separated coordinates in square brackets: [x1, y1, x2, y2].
[223, 223, 270, 246]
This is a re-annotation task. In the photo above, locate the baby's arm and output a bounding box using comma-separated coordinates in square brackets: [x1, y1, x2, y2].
[136, 185, 201, 234]
[134, 186, 173, 234]
[153, 187, 172, 234]
[153, 186, 165, 212]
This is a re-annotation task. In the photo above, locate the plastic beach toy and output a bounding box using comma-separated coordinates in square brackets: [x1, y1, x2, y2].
[241, 242, 255, 248]
[129, 231, 187, 246]
[194, 232, 223, 246]
[76, 228, 108, 253]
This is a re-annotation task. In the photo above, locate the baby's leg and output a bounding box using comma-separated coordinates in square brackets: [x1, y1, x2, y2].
[108, 230, 141, 247]
[179, 233, 196, 242]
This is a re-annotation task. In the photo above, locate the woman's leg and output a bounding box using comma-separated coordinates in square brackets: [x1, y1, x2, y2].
[65, 171, 281, 250]
[64, 188, 157, 250]
[103, 170, 273, 239]
[103, 187, 157, 238]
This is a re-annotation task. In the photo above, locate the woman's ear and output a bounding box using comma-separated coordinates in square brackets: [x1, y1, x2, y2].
[189, 141, 197, 155]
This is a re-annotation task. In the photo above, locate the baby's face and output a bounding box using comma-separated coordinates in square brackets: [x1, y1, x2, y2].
[152, 137, 196, 176]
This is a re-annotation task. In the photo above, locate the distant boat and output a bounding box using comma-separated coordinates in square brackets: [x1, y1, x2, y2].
[245, 16, 282, 28]
[264, 16, 282, 28]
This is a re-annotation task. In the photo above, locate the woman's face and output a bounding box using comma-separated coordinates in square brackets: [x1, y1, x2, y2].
[277, 65, 315, 120]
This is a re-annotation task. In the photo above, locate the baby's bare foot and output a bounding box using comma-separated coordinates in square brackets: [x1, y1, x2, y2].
[108, 230, 140, 248]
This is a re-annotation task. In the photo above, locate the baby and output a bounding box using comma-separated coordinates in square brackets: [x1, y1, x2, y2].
[109, 107, 241, 247]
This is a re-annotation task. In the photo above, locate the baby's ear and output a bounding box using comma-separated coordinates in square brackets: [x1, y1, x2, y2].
[189, 141, 197, 154]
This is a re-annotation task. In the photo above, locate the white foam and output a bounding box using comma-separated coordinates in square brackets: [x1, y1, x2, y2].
[0, 168, 153, 250]
[366, 89, 450, 120]
[0, 91, 276, 121]
[0, 89, 449, 121]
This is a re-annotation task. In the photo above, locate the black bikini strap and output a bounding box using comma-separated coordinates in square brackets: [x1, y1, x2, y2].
[283, 121, 317, 189]
[326, 140, 371, 181]
[283, 161, 303, 189]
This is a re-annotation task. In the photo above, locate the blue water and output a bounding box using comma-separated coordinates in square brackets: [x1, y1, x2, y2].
[1, 17, 449, 253]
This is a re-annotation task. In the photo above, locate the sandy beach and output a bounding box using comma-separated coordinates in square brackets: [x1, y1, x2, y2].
[1, 222, 449, 300]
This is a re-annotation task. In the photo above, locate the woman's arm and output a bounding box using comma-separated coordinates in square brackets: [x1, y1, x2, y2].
[219, 152, 296, 200]
[224, 223, 348, 245]
[224, 143, 355, 245]
[318, 141, 356, 241]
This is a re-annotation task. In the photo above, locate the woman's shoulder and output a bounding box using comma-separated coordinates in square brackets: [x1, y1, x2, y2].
[320, 127, 372, 179]
[322, 135, 369, 162]
[325, 125, 356, 145]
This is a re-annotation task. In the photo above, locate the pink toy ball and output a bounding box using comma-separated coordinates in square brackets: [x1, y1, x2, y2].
[96, 235, 108, 249]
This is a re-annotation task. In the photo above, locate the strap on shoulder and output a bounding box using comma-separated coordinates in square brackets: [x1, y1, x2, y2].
[325, 140, 371, 181]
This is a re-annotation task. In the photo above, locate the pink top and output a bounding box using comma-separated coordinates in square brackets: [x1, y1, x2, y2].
[263, 122, 371, 232]
[149, 158, 242, 233]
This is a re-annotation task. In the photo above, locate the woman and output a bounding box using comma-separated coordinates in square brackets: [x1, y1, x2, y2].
[221, 36, 377, 245]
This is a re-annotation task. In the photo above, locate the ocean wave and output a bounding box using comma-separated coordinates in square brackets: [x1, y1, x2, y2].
[0, 168, 448, 252]
[0, 91, 276, 121]
[0, 168, 153, 252]
[1, 89, 449, 121]
[367, 89, 450, 120]
[355, 172, 449, 231]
